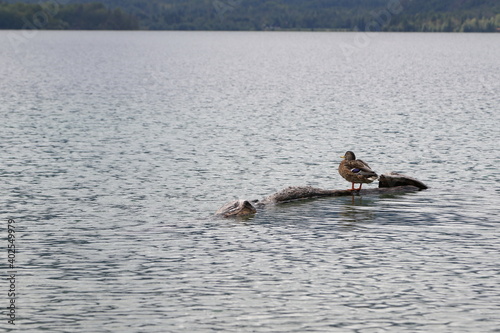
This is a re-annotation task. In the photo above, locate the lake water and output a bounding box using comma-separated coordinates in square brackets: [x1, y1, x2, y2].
[1, 31, 500, 332]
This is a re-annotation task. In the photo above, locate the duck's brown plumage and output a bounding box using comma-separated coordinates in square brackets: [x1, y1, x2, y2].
[338, 151, 378, 191]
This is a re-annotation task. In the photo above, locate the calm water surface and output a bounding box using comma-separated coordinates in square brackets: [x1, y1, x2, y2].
[1, 31, 500, 332]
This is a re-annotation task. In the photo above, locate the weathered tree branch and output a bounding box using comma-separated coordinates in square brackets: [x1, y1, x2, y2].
[216, 172, 428, 218]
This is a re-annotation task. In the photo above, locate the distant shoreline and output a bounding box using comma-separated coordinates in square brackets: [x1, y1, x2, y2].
[1, 1, 499, 33]
[1, 28, 499, 32]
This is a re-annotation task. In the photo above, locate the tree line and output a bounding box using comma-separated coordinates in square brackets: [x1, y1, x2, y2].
[0, 0, 499, 32]
[0, 2, 139, 29]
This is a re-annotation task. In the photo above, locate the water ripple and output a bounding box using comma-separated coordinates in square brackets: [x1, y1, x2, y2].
[2, 31, 500, 332]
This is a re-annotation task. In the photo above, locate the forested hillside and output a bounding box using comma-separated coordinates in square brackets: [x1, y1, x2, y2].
[1, 0, 499, 31]
[0, 2, 138, 29]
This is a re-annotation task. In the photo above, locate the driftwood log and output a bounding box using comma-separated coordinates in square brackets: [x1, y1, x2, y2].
[216, 172, 428, 218]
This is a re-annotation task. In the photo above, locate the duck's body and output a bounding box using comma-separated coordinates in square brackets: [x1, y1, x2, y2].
[338, 151, 378, 191]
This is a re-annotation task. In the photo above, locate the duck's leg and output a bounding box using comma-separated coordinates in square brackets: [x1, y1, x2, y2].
[350, 183, 362, 191]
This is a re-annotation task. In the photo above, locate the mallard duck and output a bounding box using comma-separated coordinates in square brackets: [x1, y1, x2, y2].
[338, 151, 378, 191]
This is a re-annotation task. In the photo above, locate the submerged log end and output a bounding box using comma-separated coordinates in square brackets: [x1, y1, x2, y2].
[378, 172, 428, 190]
[215, 199, 257, 218]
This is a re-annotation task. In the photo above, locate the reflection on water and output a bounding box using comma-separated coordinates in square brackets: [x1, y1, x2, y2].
[339, 198, 376, 224]
[1, 31, 500, 332]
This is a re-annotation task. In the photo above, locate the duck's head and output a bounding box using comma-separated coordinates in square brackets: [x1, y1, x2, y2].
[341, 151, 356, 161]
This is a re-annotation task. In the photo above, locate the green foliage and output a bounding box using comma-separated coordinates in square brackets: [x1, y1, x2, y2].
[0, 2, 139, 29]
[0, 0, 499, 31]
